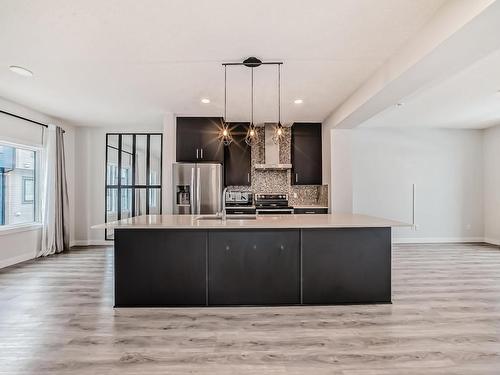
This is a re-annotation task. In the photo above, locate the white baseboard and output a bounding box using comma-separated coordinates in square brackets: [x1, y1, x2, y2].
[0, 251, 35, 269]
[71, 240, 113, 247]
[394, 237, 485, 244]
[484, 237, 500, 246]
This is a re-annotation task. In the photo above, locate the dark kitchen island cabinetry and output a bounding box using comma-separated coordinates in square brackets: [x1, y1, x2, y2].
[114, 229, 207, 307]
[100, 213, 407, 307]
[291, 122, 322, 185]
[176, 117, 224, 163]
[209, 229, 300, 305]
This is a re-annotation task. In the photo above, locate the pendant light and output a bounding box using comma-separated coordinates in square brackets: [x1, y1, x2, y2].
[221, 65, 233, 146]
[273, 64, 284, 144]
[245, 67, 258, 146]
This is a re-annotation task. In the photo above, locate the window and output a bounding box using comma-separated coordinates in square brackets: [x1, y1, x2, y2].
[23, 177, 34, 203]
[0, 143, 37, 226]
[105, 133, 163, 240]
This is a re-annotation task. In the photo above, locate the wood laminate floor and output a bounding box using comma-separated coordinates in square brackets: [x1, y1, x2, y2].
[1, 243, 500, 374]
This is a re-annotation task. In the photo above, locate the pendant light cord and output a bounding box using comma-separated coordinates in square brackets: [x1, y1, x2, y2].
[251, 67, 254, 126]
[278, 64, 281, 125]
[224, 65, 227, 121]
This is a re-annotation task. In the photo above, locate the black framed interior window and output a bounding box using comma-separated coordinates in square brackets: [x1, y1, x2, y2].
[105, 133, 163, 240]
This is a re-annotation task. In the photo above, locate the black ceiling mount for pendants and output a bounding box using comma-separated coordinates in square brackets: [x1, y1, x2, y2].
[243, 57, 262, 68]
[222, 57, 283, 67]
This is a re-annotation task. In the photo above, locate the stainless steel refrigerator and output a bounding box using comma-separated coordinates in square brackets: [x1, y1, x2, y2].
[173, 163, 223, 215]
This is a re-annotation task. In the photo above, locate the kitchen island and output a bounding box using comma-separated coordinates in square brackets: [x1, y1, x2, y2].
[93, 214, 408, 307]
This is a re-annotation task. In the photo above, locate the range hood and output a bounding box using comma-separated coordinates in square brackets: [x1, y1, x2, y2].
[254, 125, 292, 170]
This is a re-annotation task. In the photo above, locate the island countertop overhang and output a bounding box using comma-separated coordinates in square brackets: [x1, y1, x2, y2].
[92, 213, 410, 230]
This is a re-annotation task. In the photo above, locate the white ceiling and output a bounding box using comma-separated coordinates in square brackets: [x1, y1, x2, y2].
[361, 47, 500, 129]
[0, 0, 446, 127]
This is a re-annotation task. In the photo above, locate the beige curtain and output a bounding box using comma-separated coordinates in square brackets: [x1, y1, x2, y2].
[39, 125, 69, 256]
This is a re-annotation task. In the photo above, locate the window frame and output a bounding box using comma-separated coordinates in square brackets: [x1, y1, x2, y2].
[105, 133, 163, 240]
[0, 140, 40, 228]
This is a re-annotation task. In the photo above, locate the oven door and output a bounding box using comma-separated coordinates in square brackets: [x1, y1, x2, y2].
[256, 208, 294, 215]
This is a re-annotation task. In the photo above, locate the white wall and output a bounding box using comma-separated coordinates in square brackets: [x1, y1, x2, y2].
[331, 127, 485, 243]
[0, 96, 76, 268]
[483, 125, 500, 245]
[163, 113, 176, 214]
[330, 129, 353, 213]
[74, 123, 163, 245]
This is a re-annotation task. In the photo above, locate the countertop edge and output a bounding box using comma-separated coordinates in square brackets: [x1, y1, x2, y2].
[92, 214, 411, 230]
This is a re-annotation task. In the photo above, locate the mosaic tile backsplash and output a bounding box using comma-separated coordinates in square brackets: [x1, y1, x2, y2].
[228, 127, 328, 207]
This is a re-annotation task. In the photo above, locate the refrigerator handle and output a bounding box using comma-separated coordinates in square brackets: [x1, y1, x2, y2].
[190, 167, 195, 214]
[196, 167, 201, 214]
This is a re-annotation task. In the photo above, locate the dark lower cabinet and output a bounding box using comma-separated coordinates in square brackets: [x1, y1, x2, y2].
[208, 230, 300, 305]
[114, 229, 208, 307]
[302, 228, 391, 304]
[294, 208, 328, 214]
[225, 207, 256, 215]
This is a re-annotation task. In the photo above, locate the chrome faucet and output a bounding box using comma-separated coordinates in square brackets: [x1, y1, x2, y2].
[220, 187, 228, 220]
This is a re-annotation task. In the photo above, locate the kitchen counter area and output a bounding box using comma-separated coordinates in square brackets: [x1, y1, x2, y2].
[95, 214, 408, 308]
[94, 213, 407, 230]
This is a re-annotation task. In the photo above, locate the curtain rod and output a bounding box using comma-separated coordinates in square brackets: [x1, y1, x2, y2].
[0, 109, 65, 133]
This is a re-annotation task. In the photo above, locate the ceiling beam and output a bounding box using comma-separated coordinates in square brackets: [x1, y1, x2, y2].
[323, 0, 500, 130]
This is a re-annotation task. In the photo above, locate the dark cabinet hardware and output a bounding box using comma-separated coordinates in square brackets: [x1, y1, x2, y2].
[291, 123, 322, 185]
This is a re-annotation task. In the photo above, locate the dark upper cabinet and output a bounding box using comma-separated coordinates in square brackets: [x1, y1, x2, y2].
[224, 123, 251, 186]
[176, 117, 224, 163]
[291, 123, 322, 185]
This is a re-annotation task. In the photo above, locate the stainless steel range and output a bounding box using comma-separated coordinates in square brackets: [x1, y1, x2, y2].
[254, 193, 294, 215]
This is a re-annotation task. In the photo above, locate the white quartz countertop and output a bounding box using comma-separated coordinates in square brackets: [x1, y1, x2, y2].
[92, 214, 410, 230]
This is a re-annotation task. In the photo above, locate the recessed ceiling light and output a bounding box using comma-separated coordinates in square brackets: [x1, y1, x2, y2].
[201, 98, 210, 104]
[294, 99, 304, 104]
[9, 65, 33, 77]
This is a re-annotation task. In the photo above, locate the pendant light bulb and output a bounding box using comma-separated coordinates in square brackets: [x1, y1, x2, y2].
[277, 125, 283, 136]
[223, 128, 228, 137]
[245, 124, 258, 146]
